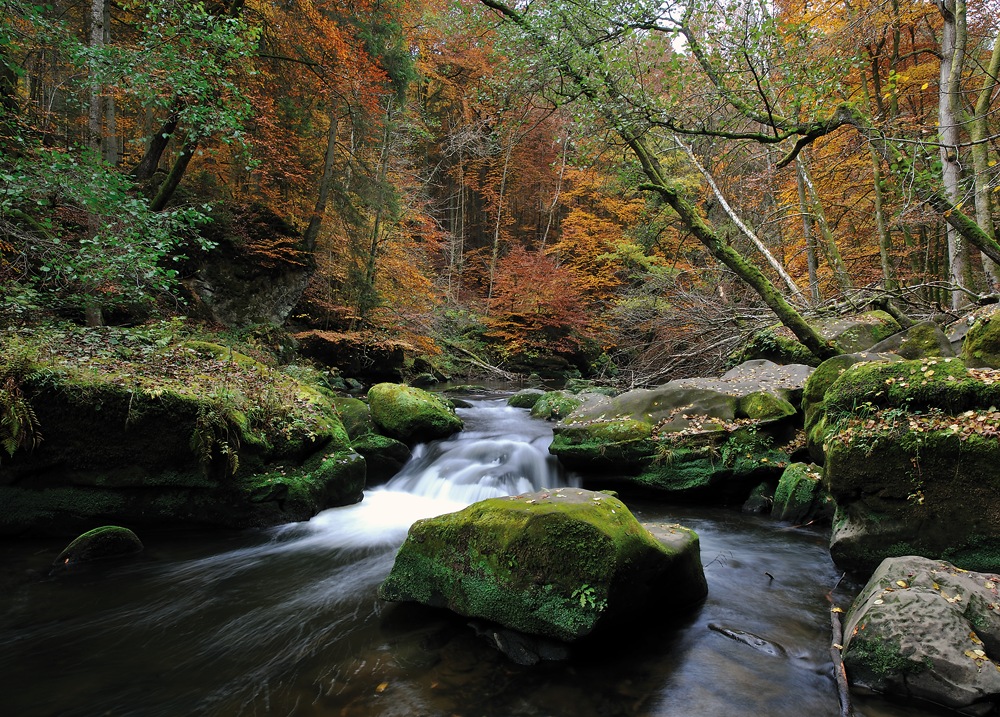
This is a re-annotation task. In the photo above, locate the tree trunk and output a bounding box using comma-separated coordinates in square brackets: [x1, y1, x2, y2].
[150, 138, 198, 211]
[937, 0, 973, 308]
[795, 160, 821, 304]
[101, 0, 118, 165]
[88, 0, 104, 155]
[131, 111, 180, 181]
[303, 111, 339, 253]
[969, 33, 1000, 288]
[677, 136, 806, 303]
[798, 155, 852, 293]
[486, 133, 514, 308]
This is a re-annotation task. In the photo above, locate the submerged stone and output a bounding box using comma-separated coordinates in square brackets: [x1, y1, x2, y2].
[378, 487, 707, 643]
[54, 525, 143, 566]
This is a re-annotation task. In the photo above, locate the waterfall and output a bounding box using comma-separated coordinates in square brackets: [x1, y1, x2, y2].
[293, 398, 579, 549]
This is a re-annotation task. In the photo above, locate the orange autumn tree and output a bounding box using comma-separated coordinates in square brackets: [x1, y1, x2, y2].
[485, 245, 594, 359]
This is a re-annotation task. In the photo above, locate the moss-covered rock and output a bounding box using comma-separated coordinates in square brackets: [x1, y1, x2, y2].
[869, 321, 955, 360]
[54, 525, 143, 566]
[378, 487, 707, 642]
[738, 391, 797, 420]
[733, 312, 902, 367]
[507, 389, 546, 409]
[772, 463, 831, 523]
[367, 383, 463, 443]
[351, 432, 410, 486]
[0, 331, 364, 535]
[816, 358, 1000, 573]
[530, 391, 586, 421]
[802, 352, 902, 463]
[548, 362, 809, 503]
[962, 311, 1000, 368]
[843, 556, 1000, 713]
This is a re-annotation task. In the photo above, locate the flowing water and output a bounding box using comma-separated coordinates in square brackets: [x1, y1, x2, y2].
[0, 398, 949, 717]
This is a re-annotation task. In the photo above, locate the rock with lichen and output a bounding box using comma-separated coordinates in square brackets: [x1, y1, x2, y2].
[962, 309, 1000, 368]
[378, 487, 707, 643]
[812, 357, 1000, 573]
[843, 556, 1000, 715]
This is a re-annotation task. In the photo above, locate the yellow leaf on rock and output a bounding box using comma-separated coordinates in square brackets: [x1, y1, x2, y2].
[376, 682, 389, 694]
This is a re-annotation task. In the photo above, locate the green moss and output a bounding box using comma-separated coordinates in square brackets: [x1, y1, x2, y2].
[367, 383, 463, 442]
[962, 315, 1000, 368]
[773, 463, 826, 522]
[530, 391, 583, 421]
[507, 389, 545, 409]
[550, 419, 655, 468]
[733, 326, 820, 367]
[378, 488, 706, 641]
[737, 391, 797, 420]
[846, 635, 927, 679]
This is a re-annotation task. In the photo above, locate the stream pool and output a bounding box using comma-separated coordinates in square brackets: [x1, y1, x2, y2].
[0, 398, 951, 716]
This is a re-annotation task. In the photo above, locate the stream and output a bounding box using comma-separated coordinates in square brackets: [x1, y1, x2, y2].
[0, 397, 950, 717]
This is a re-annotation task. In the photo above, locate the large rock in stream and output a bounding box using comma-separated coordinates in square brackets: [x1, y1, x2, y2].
[810, 357, 1000, 573]
[843, 556, 1000, 715]
[367, 383, 463, 444]
[548, 361, 810, 502]
[378, 488, 707, 643]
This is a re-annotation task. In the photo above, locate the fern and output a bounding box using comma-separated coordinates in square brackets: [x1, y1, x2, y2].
[190, 405, 240, 476]
[0, 376, 42, 460]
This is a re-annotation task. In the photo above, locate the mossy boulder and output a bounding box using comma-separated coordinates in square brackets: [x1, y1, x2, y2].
[772, 463, 831, 523]
[802, 352, 902, 463]
[869, 321, 955, 360]
[962, 311, 1000, 368]
[350, 432, 410, 485]
[507, 389, 546, 409]
[53, 525, 144, 566]
[734, 312, 901, 367]
[843, 556, 1000, 714]
[530, 391, 585, 421]
[378, 487, 707, 642]
[367, 383, 463, 443]
[549, 361, 810, 502]
[816, 358, 1000, 573]
[0, 332, 365, 535]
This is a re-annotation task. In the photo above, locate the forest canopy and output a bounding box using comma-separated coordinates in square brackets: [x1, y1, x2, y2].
[1, 0, 999, 381]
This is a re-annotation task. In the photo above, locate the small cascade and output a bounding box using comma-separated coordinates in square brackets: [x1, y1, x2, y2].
[297, 398, 578, 548]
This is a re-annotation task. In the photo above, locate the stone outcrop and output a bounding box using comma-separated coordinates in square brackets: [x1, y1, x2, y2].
[844, 556, 1000, 716]
[548, 361, 811, 502]
[0, 340, 364, 535]
[378, 487, 707, 643]
[811, 357, 1000, 573]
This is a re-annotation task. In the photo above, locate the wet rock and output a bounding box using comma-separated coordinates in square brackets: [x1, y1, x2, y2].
[843, 556, 1000, 715]
[378, 487, 707, 642]
[367, 383, 463, 444]
[772, 463, 832, 524]
[54, 525, 143, 566]
[507, 389, 546, 409]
